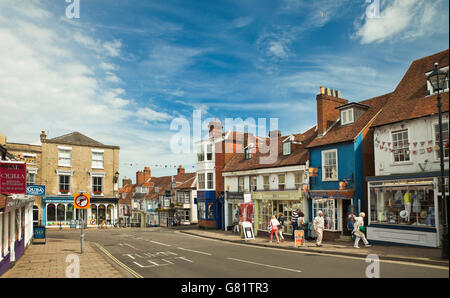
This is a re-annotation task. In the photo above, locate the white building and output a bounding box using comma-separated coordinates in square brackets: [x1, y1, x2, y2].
[367, 50, 449, 247]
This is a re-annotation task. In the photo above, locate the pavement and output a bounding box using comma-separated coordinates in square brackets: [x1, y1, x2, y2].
[1, 226, 448, 278]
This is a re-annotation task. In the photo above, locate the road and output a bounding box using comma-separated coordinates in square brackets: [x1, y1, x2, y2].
[47, 227, 449, 278]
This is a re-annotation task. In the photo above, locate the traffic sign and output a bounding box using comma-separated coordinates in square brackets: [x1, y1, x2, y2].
[74, 193, 90, 209]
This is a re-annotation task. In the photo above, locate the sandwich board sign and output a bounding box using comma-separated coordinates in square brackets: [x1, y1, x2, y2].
[294, 230, 305, 247]
[74, 193, 90, 209]
[242, 221, 254, 240]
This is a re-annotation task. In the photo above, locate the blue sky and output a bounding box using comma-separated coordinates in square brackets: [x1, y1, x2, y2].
[0, 0, 448, 182]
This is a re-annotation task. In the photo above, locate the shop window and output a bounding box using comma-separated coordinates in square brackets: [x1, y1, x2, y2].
[263, 176, 270, 191]
[313, 199, 338, 231]
[369, 186, 435, 226]
[207, 203, 215, 219]
[207, 173, 214, 189]
[66, 204, 73, 221]
[57, 204, 65, 221]
[278, 174, 285, 190]
[434, 122, 449, 160]
[392, 130, 410, 162]
[58, 149, 71, 167]
[47, 204, 56, 221]
[198, 202, 206, 220]
[322, 149, 338, 181]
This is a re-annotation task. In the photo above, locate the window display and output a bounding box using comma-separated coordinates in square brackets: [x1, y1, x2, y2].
[312, 199, 338, 231]
[257, 200, 303, 234]
[198, 202, 206, 220]
[370, 186, 435, 227]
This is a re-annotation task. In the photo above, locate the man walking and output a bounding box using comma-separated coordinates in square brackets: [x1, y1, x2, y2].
[291, 209, 300, 240]
[313, 211, 325, 247]
[353, 212, 372, 248]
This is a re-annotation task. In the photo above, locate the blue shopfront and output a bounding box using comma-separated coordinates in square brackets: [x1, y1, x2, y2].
[307, 139, 365, 240]
[196, 190, 224, 229]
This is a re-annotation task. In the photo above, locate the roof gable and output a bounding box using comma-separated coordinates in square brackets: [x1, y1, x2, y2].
[45, 131, 119, 149]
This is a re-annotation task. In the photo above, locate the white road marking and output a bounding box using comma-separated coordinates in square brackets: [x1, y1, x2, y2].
[179, 232, 449, 271]
[133, 261, 152, 268]
[150, 240, 172, 247]
[178, 247, 212, 256]
[119, 243, 139, 250]
[228, 257, 302, 273]
[176, 256, 193, 263]
[125, 254, 135, 260]
[94, 243, 143, 278]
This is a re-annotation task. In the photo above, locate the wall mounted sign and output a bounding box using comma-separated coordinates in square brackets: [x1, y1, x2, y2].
[26, 185, 45, 196]
[74, 193, 90, 209]
[0, 161, 26, 194]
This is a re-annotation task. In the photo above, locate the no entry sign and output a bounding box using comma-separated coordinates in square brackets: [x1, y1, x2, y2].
[74, 193, 90, 209]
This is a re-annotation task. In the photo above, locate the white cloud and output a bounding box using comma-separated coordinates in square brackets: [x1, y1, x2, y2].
[230, 16, 254, 29]
[354, 0, 447, 44]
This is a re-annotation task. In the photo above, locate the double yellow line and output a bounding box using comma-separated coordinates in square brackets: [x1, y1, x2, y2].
[94, 242, 143, 278]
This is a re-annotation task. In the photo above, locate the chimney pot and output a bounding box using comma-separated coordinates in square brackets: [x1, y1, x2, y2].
[40, 131, 47, 142]
[320, 86, 325, 94]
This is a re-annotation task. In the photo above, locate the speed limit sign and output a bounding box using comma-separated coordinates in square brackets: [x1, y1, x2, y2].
[74, 193, 90, 209]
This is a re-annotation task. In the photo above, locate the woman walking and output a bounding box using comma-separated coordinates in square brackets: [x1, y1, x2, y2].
[353, 212, 372, 248]
[277, 213, 285, 242]
[269, 215, 281, 244]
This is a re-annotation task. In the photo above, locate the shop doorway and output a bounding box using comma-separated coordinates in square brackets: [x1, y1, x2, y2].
[342, 199, 353, 236]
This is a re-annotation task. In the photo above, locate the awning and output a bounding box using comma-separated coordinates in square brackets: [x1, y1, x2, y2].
[308, 190, 354, 200]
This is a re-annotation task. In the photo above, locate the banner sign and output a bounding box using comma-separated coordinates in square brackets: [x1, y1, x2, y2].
[0, 161, 26, 194]
[294, 230, 305, 247]
[26, 185, 45, 196]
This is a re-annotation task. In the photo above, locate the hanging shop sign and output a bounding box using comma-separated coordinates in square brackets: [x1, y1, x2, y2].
[26, 185, 45, 196]
[74, 193, 90, 209]
[0, 161, 26, 194]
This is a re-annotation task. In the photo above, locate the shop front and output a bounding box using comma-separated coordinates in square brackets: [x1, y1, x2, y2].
[224, 192, 244, 231]
[253, 189, 307, 237]
[43, 197, 118, 228]
[197, 190, 216, 229]
[308, 190, 356, 241]
[367, 172, 448, 247]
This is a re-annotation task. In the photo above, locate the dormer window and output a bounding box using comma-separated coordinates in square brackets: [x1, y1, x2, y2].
[283, 142, 291, 155]
[341, 108, 354, 125]
[245, 148, 252, 160]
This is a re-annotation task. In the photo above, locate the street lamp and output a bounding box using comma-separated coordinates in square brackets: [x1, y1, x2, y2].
[427, 62, 449, 259]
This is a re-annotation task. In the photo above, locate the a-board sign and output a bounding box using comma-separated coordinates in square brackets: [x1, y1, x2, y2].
[33, 226, 46, 244]
[242, 221, 254, 240]
[294, 229, 305, 247]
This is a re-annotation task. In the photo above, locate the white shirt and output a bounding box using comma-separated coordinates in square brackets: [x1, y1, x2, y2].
[313, 216, 324, 230]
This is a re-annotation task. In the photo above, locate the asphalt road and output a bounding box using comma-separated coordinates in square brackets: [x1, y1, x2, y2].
[47, 228, 449, 278]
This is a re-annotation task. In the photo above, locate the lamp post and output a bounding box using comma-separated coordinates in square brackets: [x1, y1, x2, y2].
[427, 62, 449, 259]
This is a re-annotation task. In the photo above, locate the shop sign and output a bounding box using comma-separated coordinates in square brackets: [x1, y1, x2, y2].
[244, 193, 252, 203]
[227, 192, 244, 200]
[242, 221, 254, 240]
[0, 161, 26, 194]
[309, 190, 354, 200]
[294, 230, 305, 247]
[26, 185, 45, 196]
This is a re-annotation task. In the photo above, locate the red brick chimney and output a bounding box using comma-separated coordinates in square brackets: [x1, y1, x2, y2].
[122, 177, 132, 187]
[316, 87, 348, 135]
[177, 165, 185, 175]
[143, 167, 151, 182]
[136, 171, 144, 185]
[209, 118, 223, 139]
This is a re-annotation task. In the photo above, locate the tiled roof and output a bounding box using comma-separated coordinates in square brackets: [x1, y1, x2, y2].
[307, 92, 392, 148]
[176, 175, 196, 189]
[222, 126, 317, 173]
[45, 131, 120, 149]
[371, 49, 449, 128]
